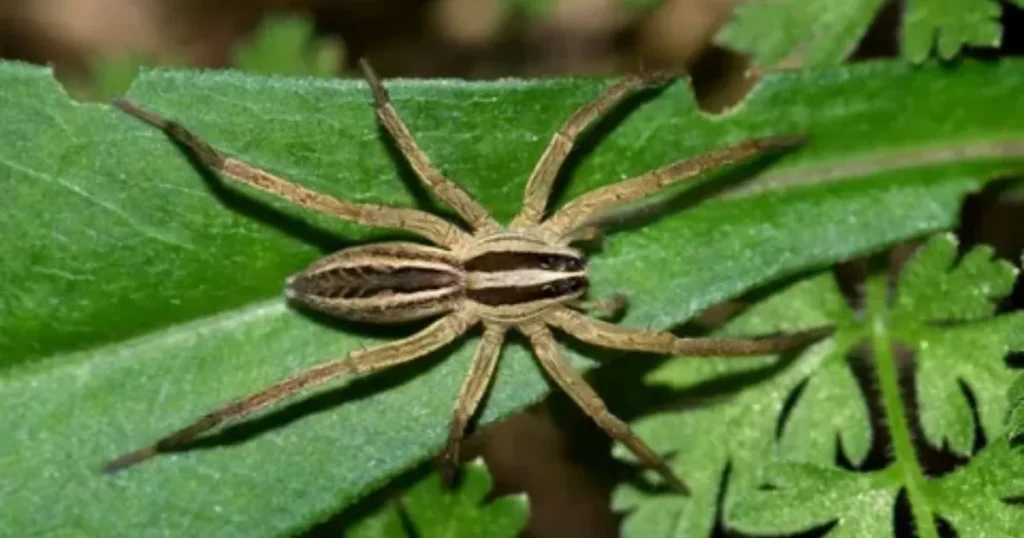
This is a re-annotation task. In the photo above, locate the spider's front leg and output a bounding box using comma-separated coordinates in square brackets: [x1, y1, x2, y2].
[358, 59, 501, 235]
[512, 71, 680, 228]
[542, 135, 806, 238]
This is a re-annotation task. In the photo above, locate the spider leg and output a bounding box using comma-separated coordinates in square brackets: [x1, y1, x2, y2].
[569, 292, 628, 319]
[358, 59, 501, 234]
[558, 224, 603, 247]
[541, 135, 806, 238]
[547, 307, 832, 356]
[519, 321, 690, 494]
[511, 71, 679, 228]
[438, 324, 506, 484]
[114, 99, 468, 248]
[103, 312, 476, 473]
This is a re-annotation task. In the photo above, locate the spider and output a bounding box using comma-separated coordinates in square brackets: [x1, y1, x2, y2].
[104, 59, 827, 494]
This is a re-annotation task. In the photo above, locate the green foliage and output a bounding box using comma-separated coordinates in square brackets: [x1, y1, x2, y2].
[898, 237, 1020, 455]
[718, 0, 1024, 67]
[232, 16, 344, 77]
[717, 0, 883, 67]
[902, 0, 1022, 62]
[505, 0, 658, 19]
[927, 438, 1024, 536]
[614, 235, 1024, 537]
[1009, 373, 1024, 437]
[66, 15, 342, 101]
[347, 460, 527, 538]
[3, 57, 1024, 537]
[729, 464, 898, 537]
[66, 53, 158, 102]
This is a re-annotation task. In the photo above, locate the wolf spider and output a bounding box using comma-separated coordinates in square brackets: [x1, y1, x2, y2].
[105, 60, 826, 494]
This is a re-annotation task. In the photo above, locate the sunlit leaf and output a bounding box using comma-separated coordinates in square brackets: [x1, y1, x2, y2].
[3, 59, 1024, 537]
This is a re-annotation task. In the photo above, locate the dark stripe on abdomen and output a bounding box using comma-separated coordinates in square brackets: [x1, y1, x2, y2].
[464, 251, 584, 273]
[289, 265, 461, 300]
[467, 276, 587, 306]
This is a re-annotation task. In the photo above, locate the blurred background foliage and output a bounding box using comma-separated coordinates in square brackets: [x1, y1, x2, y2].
[2, 1, 1022, 537]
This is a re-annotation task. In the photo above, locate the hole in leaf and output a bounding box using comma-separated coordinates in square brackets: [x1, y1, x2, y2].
[689, 46, 758, 115]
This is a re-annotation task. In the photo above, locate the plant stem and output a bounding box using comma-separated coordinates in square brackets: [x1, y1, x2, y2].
[866, 277, 937, 538]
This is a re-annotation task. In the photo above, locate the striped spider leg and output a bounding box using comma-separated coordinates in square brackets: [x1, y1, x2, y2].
[105, 60, 826, 495]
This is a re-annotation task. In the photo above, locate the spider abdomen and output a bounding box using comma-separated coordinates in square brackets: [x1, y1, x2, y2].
[285, 242, 464, 323]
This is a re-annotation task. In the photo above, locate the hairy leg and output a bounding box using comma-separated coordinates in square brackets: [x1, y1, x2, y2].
[114, 98, 468, 248]
[438, 324, 506, 483]
[542, 136, 805, 237]
[512, 71, 678, 228]
[547, 307, 832, 356]
[359, 59, 500, 234]
[104, 312, 476, 473]
[519, 321, 690, 494]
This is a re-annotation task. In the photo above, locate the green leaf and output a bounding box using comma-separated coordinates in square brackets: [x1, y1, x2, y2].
[902, 0, 1024, 62]
[614, 274, 867, 536]
[66, 53, 151, 102]
[716, 0, 883, 67]
[3, 58, 1024, 537]
[1008, 373, 1024, 437]
[347, 460, 527, 538]
[729, 464, 899, 538]
[718, 0, 1024, 67]
[616, 238, 1023, 537]
[895, 235, 1023, 454]
[894, 233, 1018, 323]
[233, 16, 344, 77]
[928, 438, 1024, 536]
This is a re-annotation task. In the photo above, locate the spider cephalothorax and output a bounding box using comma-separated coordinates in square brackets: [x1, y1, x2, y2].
[105, 60, 828, 494]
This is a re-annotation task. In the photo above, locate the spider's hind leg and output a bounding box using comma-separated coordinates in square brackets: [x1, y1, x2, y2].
[103, 312, 475, 473]
[519, 322, 691, 494]
[437, 325, 506, 486]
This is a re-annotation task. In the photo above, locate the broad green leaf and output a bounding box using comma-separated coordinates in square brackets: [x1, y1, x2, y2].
[729, 464, 899, 538]
[347, 460, 527, 538]
[233, 16, 345, 77]
[927, 438, 1024, 536]
[3, 58, 1024, 537]
[718, 0, 1023, 67]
